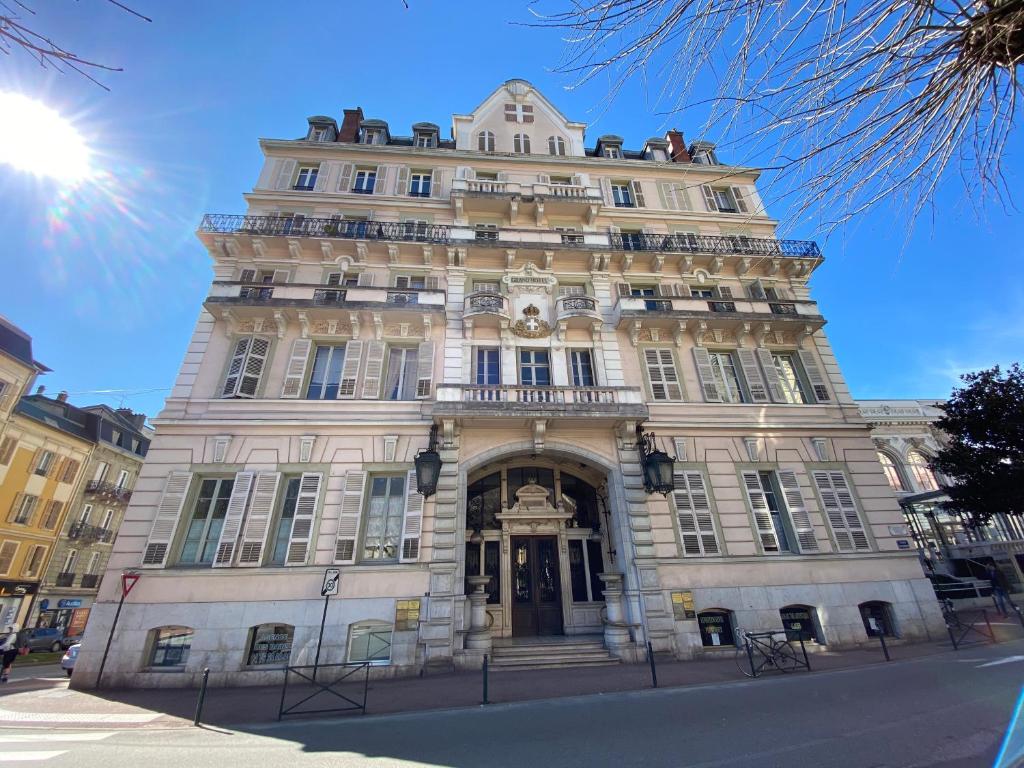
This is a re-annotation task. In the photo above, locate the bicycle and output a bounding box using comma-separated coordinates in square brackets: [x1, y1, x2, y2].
[734, 628, 804, 677]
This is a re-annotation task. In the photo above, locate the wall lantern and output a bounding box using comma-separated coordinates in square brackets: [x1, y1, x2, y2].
[414, 424, 443, 498]
[636, 425, 676, 496]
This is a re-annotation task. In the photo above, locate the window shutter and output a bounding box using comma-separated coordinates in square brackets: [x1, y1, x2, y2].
[657, 182, 672, 210]
[49, 456, 64, 481]
[756, 348, 787, 402]
[797, 349, 831, 402]
[692, 348, 723, 402]
[630, 180, 646, 207]
[142, 471, 193, 568]
[313, 162, 329, 192]
[274, 159, 296, 190]
[356, 272, 375, 287]
[238, 336, 270, 398]
[222, 338, 250, 397]
[338, 340, 364, 398]
[741, 471, 779, 553]
[656, 284, 675, 298]
[537, 173, 550, 185]
[673, 470, 719, 556]
[400, 469, 423, 562]
[616, 283, 631, 298]
[425, 275, 440, 290]
[213, 471, 255, 567]
[6, 492, 23, 524]
[286, 472, 322, 565]
[360, 341, 386, 399]
[644, 348, 682, 401]
[0, 541, 17, 575]
[736, 349, 769, 403]
[62, 458, 80, 484]
[337, 163, 354, 192]
[0, 436, 15, 465]
[237, 471, 281, 566]
[416, 341, 435, 398]
[271, 270, 289, 284]
[395, 165, 410, 195]
[716, 286, 733, 299]
[374, 165, 390, 195]
[42, 500, 63, 530]
[335, 470, 366, 564]
[701, 185, 718, 212]
[280, 338, 312, 398]
[239, 268, 256, 283]
[731, 186, 749, 213]
[747, 280, 766, 300]
[813, 470, 869, 551]
[600, 178, 614, 206]
[777, 469, 818, 552]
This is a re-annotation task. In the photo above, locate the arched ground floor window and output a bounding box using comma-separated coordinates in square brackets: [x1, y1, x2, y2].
[697, 609, 735, 647]
[859, 601, 897, 637]
[779, 605, 824, 644]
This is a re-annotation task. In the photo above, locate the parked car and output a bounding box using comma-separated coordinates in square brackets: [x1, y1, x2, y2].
[61, 633, 83, 650]
[22, 627, 64, 653]
[61, 644, 79, 677]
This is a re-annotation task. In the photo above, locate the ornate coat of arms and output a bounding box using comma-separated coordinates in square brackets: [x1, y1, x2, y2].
[512, 304, 551, 338]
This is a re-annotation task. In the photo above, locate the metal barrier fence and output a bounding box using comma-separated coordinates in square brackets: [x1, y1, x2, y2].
[943, 601, 998, 650]
[277, 662, 371, 720]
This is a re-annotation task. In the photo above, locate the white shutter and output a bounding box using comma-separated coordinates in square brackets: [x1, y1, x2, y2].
[239, 268, 256, 283]
[238, 336, 270, 398]
[644, 348, 682, 401]
[741, 471, 779, 553]
[430, 168, 443, 198]
[731, 186, 749, 213]
[657, 182, 672, 210]
[813, 470, 870, 552]
[337, 162, 354, 192]
[600, 178, 614, 206]
[425, 275, 440, 290]
[736, 349, 769, 403]
[756, 348, 787, 402]
[338, 340, 364, 398]
[280, 338, 312, 398]
[274, 159, 296, 190]
[313, 162, 329, 192]
[537, 173, 550, 185]
[360, 341, 386, 399]
[415, 341, 435, 398]
[630, 180, 646, 207]
[221, 337, 251, 397]
[213, 471, 255, 567]
[238, 471, 282, 565]
[272, 270, 289, 284]
[356, 272, 375, 287]
[286, 472, 323, 565]
[395, 165, 410, 196]
[141, 471, 193, 568]
[777, 469, 818, 553]
[375, 165, 391, 195]
[798, 349, 831, 402]
[716, 285, 733, 299]
[673, 470, 719, 556]
[747, 280, 766, 299]
[692, 347, 722, 402]
[335, 470, 367, 564]
[701, 185, 718, 212]
[400, 469, 423, 562]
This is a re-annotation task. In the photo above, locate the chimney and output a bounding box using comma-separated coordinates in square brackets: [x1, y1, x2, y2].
[338, 107, 364, 143]
[117, 408, 147, 430]
[57, 391, 68, 403]
[35, 385, 45, 395]
[665, 130, 691, 163]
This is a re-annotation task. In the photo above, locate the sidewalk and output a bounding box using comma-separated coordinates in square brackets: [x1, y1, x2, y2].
[1, 617, 1020, 731]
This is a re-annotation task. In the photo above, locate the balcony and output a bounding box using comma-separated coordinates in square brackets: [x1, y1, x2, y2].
[55, 573, 75, 588]
[85, 480, 132, 503]
[80, 574, 100, 589]
[464, 292, 510, 325]
[68, 521, 114, 544]
[206, 283, 445, 313]
[614, 294, 826, 339]
[433, 384, 648, 421]
[555, 295, 602, 328]
[611, 232, 822, 258]
[450, 179, 604, 225]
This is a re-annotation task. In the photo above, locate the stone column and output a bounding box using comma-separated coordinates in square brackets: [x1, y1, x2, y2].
[464, 575, 493, 653]
[599, 572, 632, 658]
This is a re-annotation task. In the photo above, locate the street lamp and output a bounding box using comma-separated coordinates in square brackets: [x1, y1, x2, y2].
[414, 424, 442, 498]
[636, 425, 676, 496]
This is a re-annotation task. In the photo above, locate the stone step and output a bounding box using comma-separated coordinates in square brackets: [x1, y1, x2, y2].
[490, 657, 621, 671]
[489, 635, 619, 670]
[491, 643, 607, 658]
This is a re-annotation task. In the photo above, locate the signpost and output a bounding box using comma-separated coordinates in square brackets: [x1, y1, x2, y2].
[96, 571, 140, 689]
[313, 569, 340, 681]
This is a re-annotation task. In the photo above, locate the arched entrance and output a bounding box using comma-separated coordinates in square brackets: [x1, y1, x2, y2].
[463, 453, 613, 638]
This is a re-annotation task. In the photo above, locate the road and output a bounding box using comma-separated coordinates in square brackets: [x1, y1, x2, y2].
[0, 641, 1022, 767]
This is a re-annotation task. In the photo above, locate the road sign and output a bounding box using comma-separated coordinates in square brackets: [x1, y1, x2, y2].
[122, 571, 140, 596]
[321, 568, 340, 597]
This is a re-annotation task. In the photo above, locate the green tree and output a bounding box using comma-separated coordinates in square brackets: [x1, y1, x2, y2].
[932, 364, 1024, 527]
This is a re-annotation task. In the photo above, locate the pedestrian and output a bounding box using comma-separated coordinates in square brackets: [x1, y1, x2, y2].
[1, 624, 20, 683]
[986, 564, 1010, 617]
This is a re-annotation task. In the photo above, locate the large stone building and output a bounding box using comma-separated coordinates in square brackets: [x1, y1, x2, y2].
[74, 80, 944, 688]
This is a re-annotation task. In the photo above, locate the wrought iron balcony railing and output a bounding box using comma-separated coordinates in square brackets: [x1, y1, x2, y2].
[56, 572, 75, 587]
[85, 480, 132, 502]
[80, 574, 100, 589]
[610, 232, 821, 257]
[68, 521, 114, 543]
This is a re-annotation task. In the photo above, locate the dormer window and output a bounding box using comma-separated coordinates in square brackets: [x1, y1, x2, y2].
[548, 136, 566, 156]
[416, 134, 434, 148]
[513, 133, 531, 154]
[693, 150, 715, 165]
[690, 142, 720, 165]
[362, 129, 383, 145]
[311, 127, 332, 142]
[605, 146, 622, 159]
[478, 131, 495, 153]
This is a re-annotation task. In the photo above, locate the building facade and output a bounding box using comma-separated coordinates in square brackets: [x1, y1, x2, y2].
[73, 80, 943, 689]
[36, 405, 149, 636]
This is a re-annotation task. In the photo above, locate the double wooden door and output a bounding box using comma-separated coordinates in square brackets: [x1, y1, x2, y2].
[511, 536, 563, 636]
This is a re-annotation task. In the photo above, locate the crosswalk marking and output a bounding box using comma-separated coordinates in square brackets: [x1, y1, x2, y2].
[0, 730, 114, 763]
[0, 752, 67, 762]
[0, 708, 158, 724]
[0, 733, 115, 743]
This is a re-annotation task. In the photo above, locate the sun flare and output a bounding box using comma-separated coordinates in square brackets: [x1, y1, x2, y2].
[0, 91, 93, 183]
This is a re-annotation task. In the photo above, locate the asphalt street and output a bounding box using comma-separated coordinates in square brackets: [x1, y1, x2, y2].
[1, 640, 1022, 768]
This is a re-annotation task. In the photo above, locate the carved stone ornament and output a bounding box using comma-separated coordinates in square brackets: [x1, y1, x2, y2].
[512, 304, 552, 339]
[501, 261, 557, 295]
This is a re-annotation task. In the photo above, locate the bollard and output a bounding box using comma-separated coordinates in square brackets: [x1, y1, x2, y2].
[1013, 603, 1024, 631]
[798, 635, 811, 672]
[481, 654, 489, 705]
[647, 641, 658, 689]
[877, 631, 891, 662]
[193, 668, 210, 727]
[983, 609, 997, 643]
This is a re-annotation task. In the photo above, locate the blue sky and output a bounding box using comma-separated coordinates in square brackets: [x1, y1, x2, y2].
[0, 1, 1021, 420]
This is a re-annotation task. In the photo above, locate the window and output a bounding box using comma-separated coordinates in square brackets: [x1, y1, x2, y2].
[385, 347, 419, 401]
[750, 471, 793, 553]
[115, 469, 131, 489]
[691, 288, 715, 298]
[85, 551, 101, 575]
[519, 349, 550, 386]
[246, 624, 294, 665]
[701, 185, 749, 213]
[352, 168, 376, 194]
[362, 129, 382, 145]
[306, 345, 346, 400]
[771, 353, 809, 404]
[708, 352, 746, 403]
[22, 545, 45, 577]
[0, 542, 16, 575]
[100, 508, 114, 529]
[60, 459, 80, 484]
[554, 227, 583, 245]
[611, 183, 634, 207]
[93, 462, 109, 484]
[61, 550, 78, 575]
[569, 349, 595, 387]
[473, 281, 499, 294]
[475, 348, 500, 386]
[311, 127, 331, 142]
[697, 609, 735, 647]
[10, 494, 38, 525]
[294, 166, 318, 190]
[466, 472, 502, 533]
[604, 146, 622, 159]
[409, 171, 431, 197]
[812, 470, 870, 551]
[643, 349, 683, 401]
[394, 275, 427, 289]
[567, 539, 605, 602]
[415, 133, 434, 148]
[859, 601, 895, 637]
[548, 136, 566, 155]
[268, 477, 302, 566]
[907, 451, 939, 492]
[780, 605, 822, 643]
[179, 478, 234, 565]
[877, 452, 906, 492]
[149, 626, 192, 668]
[558, 284, 586, 297]
[363, 475, 406, 561]
[465, 540, 501, 604]
[221, 336, 270, 398]
[79, 504, 93, 523]
[347, 622, 392, 664]
[34, 450, 55, 477]
[693, 149, 716, 165]
[475, 224, 499, 242]
[513, 133, 531, 153]
[477, 131, 495, 152]
[41, 500, 62, 530]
